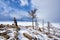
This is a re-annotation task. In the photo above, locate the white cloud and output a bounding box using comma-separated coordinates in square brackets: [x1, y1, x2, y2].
[31, 0, 48, 20]
[0, 1, 9, 16]
[31, 0, 59, 22]
[31, 0, 41, 9]
[11, 0, 15, 1]
[9, 9, 28, 19]
[20, 0, 28, 6]
[0, 0, 28, 19]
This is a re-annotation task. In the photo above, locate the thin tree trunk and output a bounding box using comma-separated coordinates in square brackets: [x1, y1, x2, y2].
[35, 18, 38, 27]
[48, 22, 50, 34]
[53, 28, 56, 35]
[32, 18, 34, 29]
[42, 19, 44, 32]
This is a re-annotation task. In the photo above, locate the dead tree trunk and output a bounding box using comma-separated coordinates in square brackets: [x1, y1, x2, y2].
[35, 18, 39, 30]
[42, 19, 44, 32]
[35, 18, 38, 27]
[14, 17, 18, 26]
[13, 17, 20, 40]
[53, 28, 56, 35]
[47, 22, 50, 34]
[32, 18, 34, 29]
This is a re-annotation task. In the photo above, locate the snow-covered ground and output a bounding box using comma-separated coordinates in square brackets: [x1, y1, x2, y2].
[18, 25, 60, 40]
[0, 21, 60, 40]
[18, 26, 48, 40]
[0, 21, 60, 28]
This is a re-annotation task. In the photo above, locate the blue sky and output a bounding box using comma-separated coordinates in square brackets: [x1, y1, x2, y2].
[0, 0, 60, 23]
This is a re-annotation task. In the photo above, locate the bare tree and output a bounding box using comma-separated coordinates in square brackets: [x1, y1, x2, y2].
[28, 9, 37, 29]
